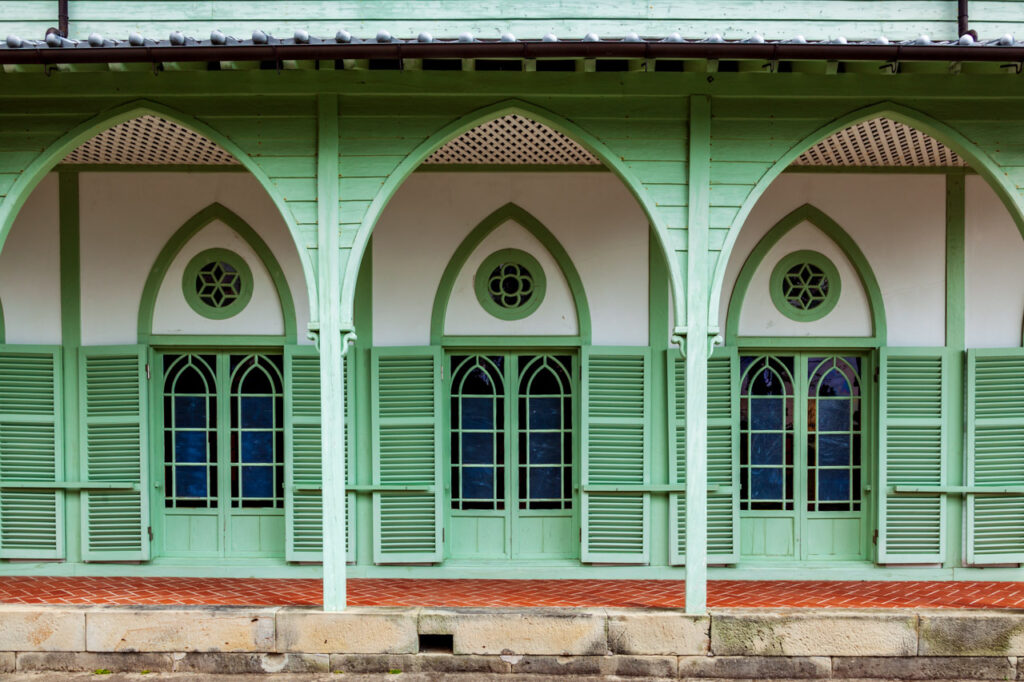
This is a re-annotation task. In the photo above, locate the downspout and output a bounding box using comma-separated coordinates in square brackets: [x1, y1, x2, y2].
[958, 0, 976, 40]
[58, 0, 69, 37]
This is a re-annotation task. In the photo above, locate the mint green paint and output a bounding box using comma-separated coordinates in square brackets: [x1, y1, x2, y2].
[441, 335, 583, 348]
[354, 239, 374, 567]
[726, 204, 887, 347]
[0, 297, 5, 343]
[137, 202, 297, 344]
[473, 248, 548, 322]
[0, 99, 318, 319]
[649, 229, 670, 567]
[343, 99, 682, 336]
[684, 95, 711, 615]
[784, 166, 977, 175]
[430, 202, 591, 345]
[59, 172, 82, 564]
[317, 93, 347, 610]
[709, 101, 1024, 329]
[945, 172, 966, 569]
[146, 335, 288, 347]
[181, 248, 255, 321]
[768, 250, 842, 323]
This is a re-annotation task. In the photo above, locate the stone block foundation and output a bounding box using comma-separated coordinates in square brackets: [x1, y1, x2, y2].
[4, 605, 1024, 677]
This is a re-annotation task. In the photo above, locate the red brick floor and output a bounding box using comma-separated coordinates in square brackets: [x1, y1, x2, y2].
[2, 577, 1024, 608]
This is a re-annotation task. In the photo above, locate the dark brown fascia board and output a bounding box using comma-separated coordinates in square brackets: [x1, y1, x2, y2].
[3, 41, 1024, 65]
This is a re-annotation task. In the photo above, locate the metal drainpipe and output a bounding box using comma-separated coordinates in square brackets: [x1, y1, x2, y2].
[958, 0, 977, 40]
[58, 0, 69, 37]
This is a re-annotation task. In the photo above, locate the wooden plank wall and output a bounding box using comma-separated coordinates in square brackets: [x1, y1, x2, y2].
[6, 1, 1022, 44]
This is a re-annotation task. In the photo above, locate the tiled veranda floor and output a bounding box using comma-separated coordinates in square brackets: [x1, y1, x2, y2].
[2, 577, 1024, 608]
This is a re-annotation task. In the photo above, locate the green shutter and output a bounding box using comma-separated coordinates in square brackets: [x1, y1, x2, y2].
[0, 346, 63, 559]
[668, 348, 739, 565]
[285, 347, 356, 563]
[371, 346, 442, 564]
[79, 346, 149, 561]
[878, 348, 948, 564]
[581, 347, 650, 564]
[966, 349, 1024, 565]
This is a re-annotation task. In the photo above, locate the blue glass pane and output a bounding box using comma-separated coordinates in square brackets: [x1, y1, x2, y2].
[818, 399, 850, 432]
[175, 465, 207, 498]
[750, 433, 783, 465]
[818, 469, 851, 501]
[528, 397, 561, 429]
[174, 431, 208, 463]
[751, 398, 783, 430]
[241, 396, 274, 428]
[818, 368, 852, 397]
[750, 467, 783, 500]
[818, 434, 850, 466]
[530, 467, 561, 499]
[461, 433, 493, 464]
[174, 396, 206, 428]
[461, 397, 494, 429]
[529, 432, 562, 464]
[242, 466, 273, 498]
[241, 431, 274, 463]
[461, 467, 493, 499]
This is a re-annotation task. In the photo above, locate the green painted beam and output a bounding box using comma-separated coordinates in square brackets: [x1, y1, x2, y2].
[0, 481, 140, 491]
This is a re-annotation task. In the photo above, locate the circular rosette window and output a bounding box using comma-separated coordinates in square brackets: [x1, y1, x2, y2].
[769, 250, 842, 322]
[474, 248, 547, 321]
[182, 248, 254, 320]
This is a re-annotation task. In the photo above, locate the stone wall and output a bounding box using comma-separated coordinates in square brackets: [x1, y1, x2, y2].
[1, 605, 1023, 678]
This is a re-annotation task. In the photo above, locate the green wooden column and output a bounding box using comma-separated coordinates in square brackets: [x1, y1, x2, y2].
[684, 95, 711, 614]
[945, 171, 966, 568]
[317, 93, 348, 611]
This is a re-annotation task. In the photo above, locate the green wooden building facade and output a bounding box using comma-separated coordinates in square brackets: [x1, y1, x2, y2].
[1, 1, 1024, 613]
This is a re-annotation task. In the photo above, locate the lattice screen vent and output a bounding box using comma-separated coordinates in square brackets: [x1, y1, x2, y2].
[793, 117, 967, 167]
[422, 115, 601, 166]
[63, 115, 239, 165]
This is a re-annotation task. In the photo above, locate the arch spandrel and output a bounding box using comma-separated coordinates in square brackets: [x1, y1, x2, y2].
[339, 98, 687, 332]
[708, 101, 1024, 328]
[0, 99, 319, 321]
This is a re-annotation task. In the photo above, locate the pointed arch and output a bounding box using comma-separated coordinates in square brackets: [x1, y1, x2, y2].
[725, 203, 886, 346]
[710, 101, 1024, 326]
[430, 202, 591, 344]
[343, 98, 680, 331]
[0, 98, 317, 319]
[138, 202, 297, 344]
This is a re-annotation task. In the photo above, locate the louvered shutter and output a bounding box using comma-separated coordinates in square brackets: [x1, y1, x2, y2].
[966, 350, 1024, 564]
[581, 347, 650, 564]
[0, 346, 63, 559]
[668, 348, 739, 565]
[878, 349, 948, 564]
[371, 347, 442, 564]
[79, 346, 149, 561]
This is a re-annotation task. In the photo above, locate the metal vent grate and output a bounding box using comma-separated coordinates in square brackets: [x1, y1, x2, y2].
[63, 116, 239, 165]
[422, 115, 602, 166]
[793, 117, 966, 167]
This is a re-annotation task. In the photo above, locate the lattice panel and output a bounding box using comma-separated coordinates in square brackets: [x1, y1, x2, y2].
[64, 116, 239, 165]
[793, 117, 966, 167]
[423, 115, 601, 166]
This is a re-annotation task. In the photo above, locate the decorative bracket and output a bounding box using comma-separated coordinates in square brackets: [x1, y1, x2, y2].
[341, 329, 358, 356]
[671, 326, 723, 358]
[307, 322, 320, 352]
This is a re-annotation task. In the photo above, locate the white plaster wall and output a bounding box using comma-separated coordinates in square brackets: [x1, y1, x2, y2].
[738, 222, 872, 337]
[78, 173, 310, 346]
[152, 221, 283, 336]
[373, 173, 649, 347]
[445, 221, 577, 336]
[0, 175, 61, 344]
[720, 174, 946, 347]
[965, 176, 1024, 349]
